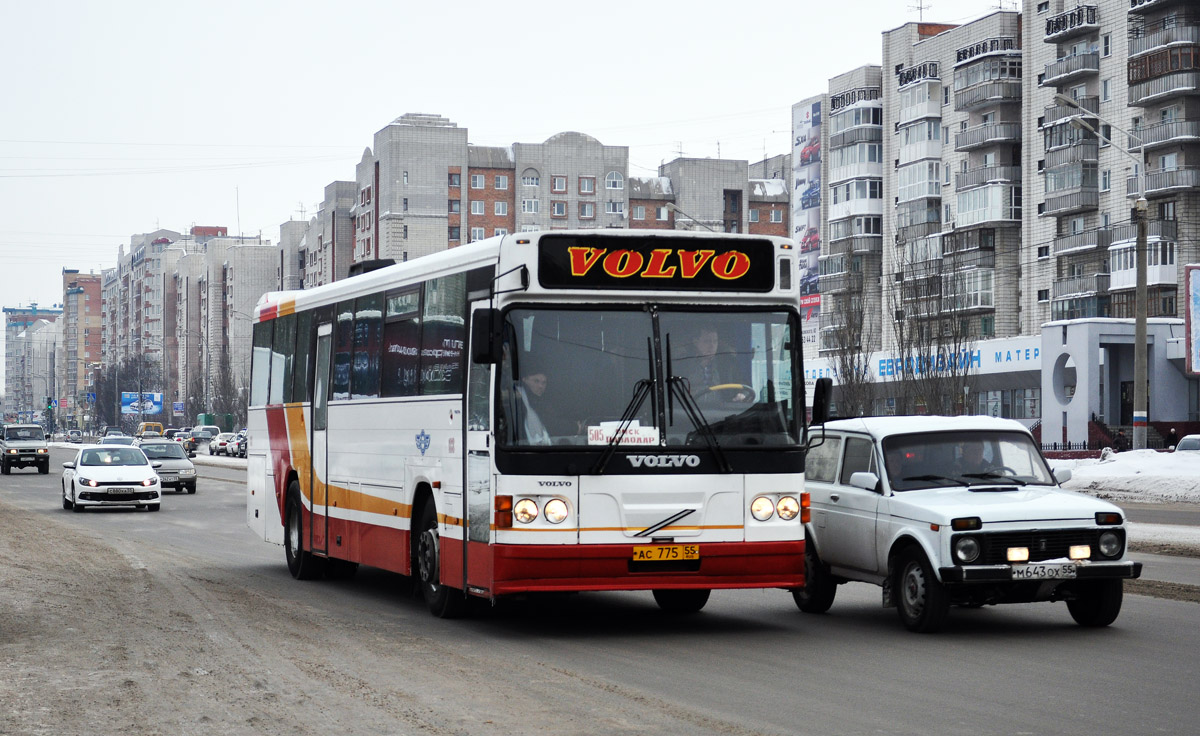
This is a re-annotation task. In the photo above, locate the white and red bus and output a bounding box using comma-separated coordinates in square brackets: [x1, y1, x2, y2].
[247, 229, 829, 616]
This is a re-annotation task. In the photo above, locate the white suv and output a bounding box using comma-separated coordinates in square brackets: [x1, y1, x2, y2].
[796, 416, 1141, 632]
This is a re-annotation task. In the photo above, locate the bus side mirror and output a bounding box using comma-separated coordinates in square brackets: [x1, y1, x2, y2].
[471, 308, 501, 364]
[810, 377, 833, 426]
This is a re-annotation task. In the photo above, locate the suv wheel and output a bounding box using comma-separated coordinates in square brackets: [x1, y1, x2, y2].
[895, 547, 949, 633]
[1066, 579, 1123, 627]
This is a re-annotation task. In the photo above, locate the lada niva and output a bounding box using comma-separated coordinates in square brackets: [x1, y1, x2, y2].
[796, 416, 1141, 632]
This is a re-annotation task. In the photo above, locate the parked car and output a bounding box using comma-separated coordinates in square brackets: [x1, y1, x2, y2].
[1, 423, 51, 475]
[1171, 434, 1200, 452]
[795, 415, 1142, 632]
[61, 445, 161, 512]
[174, 431, 197, 452]
[209, 432, 236, 455]
[138, 439, 197, 494]
[235, 433, 247, 458]
[67, 429, 84, 443]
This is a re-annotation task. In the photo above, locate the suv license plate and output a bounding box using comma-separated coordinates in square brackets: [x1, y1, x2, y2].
[1011, 563, 1077, 580]
[632, 545, 699, 561]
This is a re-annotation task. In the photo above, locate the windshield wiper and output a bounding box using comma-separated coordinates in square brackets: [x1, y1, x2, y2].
[667, 376, 732, 474]
[899, 474, 969, 486]
[961, 472, 1028, 486]
[591, 377, 654, 475]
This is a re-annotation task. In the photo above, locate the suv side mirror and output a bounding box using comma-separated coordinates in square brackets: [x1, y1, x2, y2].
[849, 471, 881, 493]
[471, 308, 501, 364]
[810, 377, 833, 425]
[1052, 467, 1072, 484]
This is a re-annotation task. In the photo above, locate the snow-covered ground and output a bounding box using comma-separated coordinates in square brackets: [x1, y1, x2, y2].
[1055, 449, 1200, 551]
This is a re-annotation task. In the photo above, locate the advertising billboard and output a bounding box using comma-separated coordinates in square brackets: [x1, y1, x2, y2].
[1187, 265, 1200, 375]
[791, 95, 823, 362]
[121, 392, 164, 415]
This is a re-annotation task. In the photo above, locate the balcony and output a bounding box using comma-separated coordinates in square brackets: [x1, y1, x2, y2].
[1045, 139, 1099, 168]
[956, 165, 1021, 190]
[1044, 189, 1100, 216]
[897, 221, 942, 243]
[818, 272, 864, 294]
[1042, 53, 1100, 86]
[1053, 227, 1114, 256]
[1106, 218, 1177, 243]
[955, 81, 1022, 110]
[898, 97, 943, 127]
[1129, 16, 1200, 57]
[1126, 167, 1200, 197]
[1043, 96, 1099, 126]
[1130, 119, 1200, 150]
[1129, 0, 1191, 15]
[1045, 5, 1099, 43]
[830, 126, 882, 149]
[1128, 71, 1200, 105]
[954, 122, 1021, 151]
[848, 234, 883, 255]
[1052, 273, 1110, 299]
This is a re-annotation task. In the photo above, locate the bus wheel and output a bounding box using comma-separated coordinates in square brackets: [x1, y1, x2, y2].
[793, 543, 837, 614]
[652, 589, 710, 613]
[285, 481, 325, 580]
[415, 501, 466, 618]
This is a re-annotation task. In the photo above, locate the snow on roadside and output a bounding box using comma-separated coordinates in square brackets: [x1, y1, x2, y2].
[1055, 449, 1200, 504]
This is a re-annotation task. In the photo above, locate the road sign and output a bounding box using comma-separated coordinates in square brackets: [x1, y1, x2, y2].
[87, 392, 96, 404]
[50, 399, 58, 409]
[173, 401, 184, 417]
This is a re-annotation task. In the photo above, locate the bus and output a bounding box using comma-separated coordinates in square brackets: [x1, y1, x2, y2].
[247, 229, 830, 617]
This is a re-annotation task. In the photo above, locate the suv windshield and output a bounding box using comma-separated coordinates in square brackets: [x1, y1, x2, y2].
[140, 443, 187, 460]
[497, 307, 800, 449]
[4, 427, 42, 441]
[881, 430, 1056, 491]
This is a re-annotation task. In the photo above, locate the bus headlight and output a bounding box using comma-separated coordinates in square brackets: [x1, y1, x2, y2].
[544, 498, 569, 524]
[1098, 531, 1122, 558]
[776, 496, 800, 520]
[514, 498, 538, 524]
[750, 496, 775, 521]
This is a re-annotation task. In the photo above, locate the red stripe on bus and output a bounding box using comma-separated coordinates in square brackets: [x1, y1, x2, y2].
[265, 406, 292, 515]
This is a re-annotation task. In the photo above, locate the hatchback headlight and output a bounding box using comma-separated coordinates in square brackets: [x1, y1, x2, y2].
[141, 478, 156, 487]
[1098, 530, 1123, 558]
[750, 496, 775, 521]
[954, 536, 980, 563]
[78, 476, 98, 487]
[513, 498, 538, 524]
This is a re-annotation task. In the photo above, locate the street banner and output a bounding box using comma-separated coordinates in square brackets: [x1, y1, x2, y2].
[120, 392, 164, 415]
[173, 401, 185, 417]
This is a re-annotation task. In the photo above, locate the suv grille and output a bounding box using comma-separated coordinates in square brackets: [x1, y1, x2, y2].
[957, 528, 1123, 564]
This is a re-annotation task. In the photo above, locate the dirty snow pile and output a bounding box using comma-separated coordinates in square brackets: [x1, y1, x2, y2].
[1055, 448, 1200, 504]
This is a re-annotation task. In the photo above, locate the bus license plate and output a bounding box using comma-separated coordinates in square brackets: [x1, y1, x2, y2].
[1011, 563, 1077, 580]
[632, 545, 699, 561]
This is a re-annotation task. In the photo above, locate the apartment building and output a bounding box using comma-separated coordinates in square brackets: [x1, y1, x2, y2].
[56, 270, 102, 427]
[3, 304, 60, 422]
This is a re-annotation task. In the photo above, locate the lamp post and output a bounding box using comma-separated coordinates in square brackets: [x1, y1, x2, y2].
[1054, 94, 1148, 450]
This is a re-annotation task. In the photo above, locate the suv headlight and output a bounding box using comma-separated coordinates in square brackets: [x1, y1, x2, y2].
[954, 536, 980, 563]
[1098, 530, 1123, 558]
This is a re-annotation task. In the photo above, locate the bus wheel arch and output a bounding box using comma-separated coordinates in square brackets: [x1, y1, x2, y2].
[284, 478, 325, 580]
[412, 486, 466, 618]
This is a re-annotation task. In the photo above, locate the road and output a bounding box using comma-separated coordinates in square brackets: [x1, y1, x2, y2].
[1, 446, 1196, 735]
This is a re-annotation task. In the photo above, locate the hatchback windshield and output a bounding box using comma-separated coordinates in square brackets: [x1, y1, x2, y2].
[140, 443, 187, 460]
[81, 448, 149, 466]
[497, 307, 799, 449]
[882, 430, 1055, 491]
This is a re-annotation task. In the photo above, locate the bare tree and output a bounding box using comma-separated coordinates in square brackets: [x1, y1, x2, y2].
[822, 291, 877, 418]
[211, 348, 239, 422]
[185, 370, 206, 426]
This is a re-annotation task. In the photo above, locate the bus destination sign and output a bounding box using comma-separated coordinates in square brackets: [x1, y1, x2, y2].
[537, 235, 775, 292]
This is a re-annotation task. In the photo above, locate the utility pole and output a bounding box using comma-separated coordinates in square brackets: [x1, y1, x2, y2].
[1134, 196, 1148, 450]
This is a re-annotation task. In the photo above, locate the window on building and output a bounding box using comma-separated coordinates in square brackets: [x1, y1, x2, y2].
[1100, 124, 1112, 146]
[471, 200, 484, 215]
[552, 201, 567, 217]
[656, 206, 669, 221]
[471, 174, 484, 189]
[522, 199, 540, 214]
[605, 171, 624, 190]
[633, 205, 645, 220]
[579, 202, 595, 219]
[494, 201, 508, 216]
[551, 176, 567, 192]
[448, 173, 461, 187]
[749, 209, 760, 223]
[1159, 201, 1176, 220]
[1038, 245, 1050, 259]
[1037, 289, 1049, 302]
[522, 169, 540, 187]
[1102, 34, 1111, 57]
[470, 227, 485, 241]
[1101, 169, 1111, 191]
[403, 198, 408, 212]
[1102, 79, 1110, 102]
[448, 226, 460, 241]
[494, 228, 508, 237]
[771, 210, 783, 223]
[605, 201, 624, 216]
[403, 171, 409, 185]
[448, 199, 460, 214]
[495, 175, 508, 190]
[579, 176, 595, 194]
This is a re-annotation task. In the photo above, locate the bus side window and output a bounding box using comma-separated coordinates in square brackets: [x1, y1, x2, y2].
[332, 301, 354, 400]
[251, 320, 273, 407]
[292, 310, 313, 402]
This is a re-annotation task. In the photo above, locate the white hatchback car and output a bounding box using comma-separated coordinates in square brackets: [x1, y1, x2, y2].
[797, 416, 1141, 632]
[61, 445, 162, 512]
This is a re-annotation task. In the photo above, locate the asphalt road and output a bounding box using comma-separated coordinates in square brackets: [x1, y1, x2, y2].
[3, 447, 1197, 735]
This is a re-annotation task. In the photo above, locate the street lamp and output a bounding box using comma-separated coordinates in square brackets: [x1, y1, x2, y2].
[1054, 93, 1149, 451]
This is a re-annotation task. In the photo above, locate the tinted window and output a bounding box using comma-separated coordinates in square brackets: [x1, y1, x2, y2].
[271, 313, 295, 405]
[840, 437, 876, 485]
[250, 321, 273, 406]
[332, 301, 354, 400]
[381, 317, 420, 397]
[805, 436, 842, 483]
[293, 310, 312, 402]
[352, 294, 383, 399]
[420, 274, 466, 395]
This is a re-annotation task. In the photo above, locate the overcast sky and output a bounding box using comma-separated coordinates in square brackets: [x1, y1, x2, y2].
[1, 0, 1008, 384]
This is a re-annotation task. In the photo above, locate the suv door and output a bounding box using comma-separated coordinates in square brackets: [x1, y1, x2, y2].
[820, 435, 882, 575]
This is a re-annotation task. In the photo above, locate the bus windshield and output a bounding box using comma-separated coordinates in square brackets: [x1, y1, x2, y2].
[499, 307, 800, 449]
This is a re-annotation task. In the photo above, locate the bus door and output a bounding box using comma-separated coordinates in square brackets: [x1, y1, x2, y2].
[310, 322, 333, 556]
[464, 301, 494, 592]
